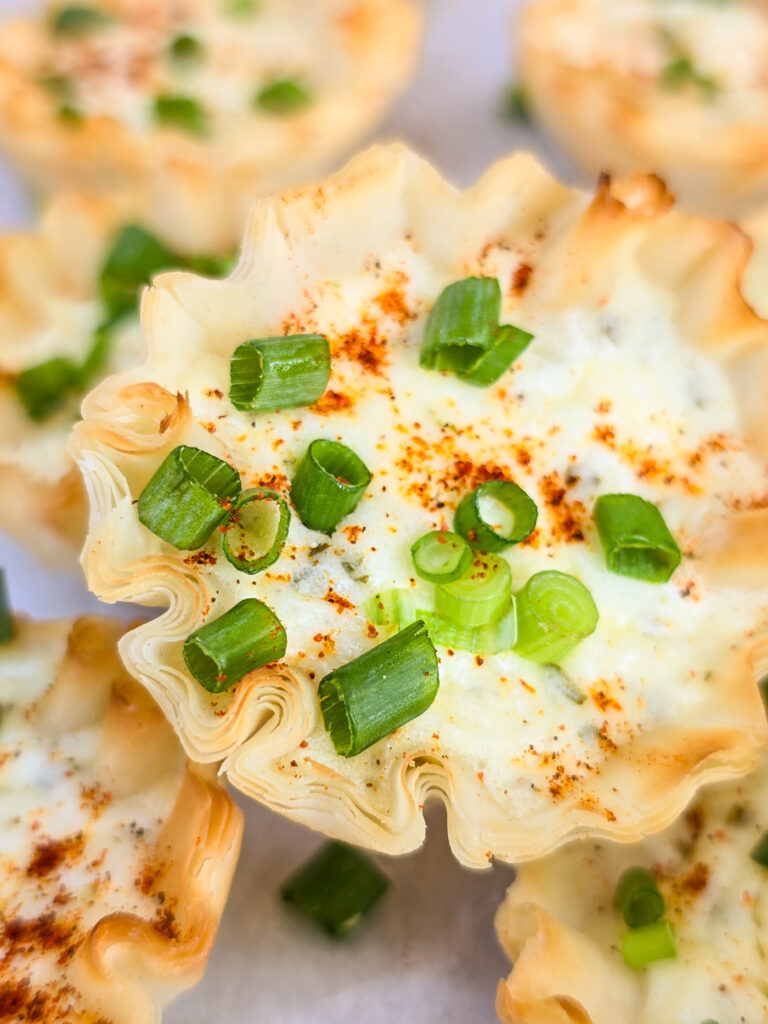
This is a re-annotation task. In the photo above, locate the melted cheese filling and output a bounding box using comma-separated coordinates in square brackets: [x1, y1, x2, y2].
[0, 620, 183, 1012]
[143, 236, 768, 815]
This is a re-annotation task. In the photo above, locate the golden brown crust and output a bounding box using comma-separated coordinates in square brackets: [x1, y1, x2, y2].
[0, 615, 243, 1023]
[71, 144, 768, 867]
[519, 0, 768, 216]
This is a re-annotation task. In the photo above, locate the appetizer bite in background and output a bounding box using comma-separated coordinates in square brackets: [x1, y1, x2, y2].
[0, 595, 243, 1023]
[495, 731, 768, 1024]
[0, 0, 421, 252]
[71, 144, 768, 868]
[0, 191, 233, 564]
[518, 0, 768, 215]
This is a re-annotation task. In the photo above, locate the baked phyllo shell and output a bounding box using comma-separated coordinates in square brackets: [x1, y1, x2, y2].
[495, 728, 768, 1024]
[519, 0, 768, 215]
[72, 144, 768, 867]
[0, 614, 242, 1023]
[0, 0, 420, 253]
[0, 191, 235, 565]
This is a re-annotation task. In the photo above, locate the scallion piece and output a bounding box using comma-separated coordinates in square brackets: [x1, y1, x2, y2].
[138, 445, 241, 550]
[15, 357, 82, 421]
[0, 570, 15, 646]
[364, 589, 416, 628]
[153, 94, 208, 136]
[281, 841, 388, 938]
[593, 494, 681, 583]
[502, 83, 531, 123]
[421, 604, 517, 655]
[50, 5, 112, 35]
[291, 439, 371, 534]
[256, 77, 311, 115]
[229, 334, 330, 413]
[183, 598, 286, 692]
[750, 830, 768, 868]
[222, 487, 290, 574]
[616, 867, 665, 929]
[514, 571, 598, 664]
[435, 552, 512, 629]
[420, 277, 532, 386]
[225, 0, 258, 15]
[454, 480, 538, 551]
[318, 621, 439, 758]
[410, 530, 472, 584]
[620, 921, 676, 970]
[100, 224, 176, 320]
[168, 33, 204, 64]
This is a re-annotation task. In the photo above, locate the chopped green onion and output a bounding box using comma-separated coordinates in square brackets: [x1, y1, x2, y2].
[225, 0, 258, 15]
[229, 334, 330, 413]
[0, 570, 14, 646]
[459, 323, 533, 387]
[410, 530, 472, 584]
[168, 33, 204, 64]
[593, 494, 681, 583]
[421, 605, 517, 655]
[100, 224, 176, 320]
[660, 57, 718, 99]
[183, 252, 236, 277]
[318, 621, 439, 757]
[750, 830, 768, 868]
[502, 83, 531, 122]
[281, 841, 388, 938]
[514, 571, 598, 664]
[620, 921, 676, 969]
[615, 867, 665, 929]
[57, 104, 82, 126]
[15, 357, 82, 421]
[183, 598, 286, 692]
[256, 78, 311, 115]
[420, 277, 532, 386]
[138, 445, 241, 550]
[50, 5, 113, 36]
[759, 675, 768, 714]
[222, 487, 290, 574]
[38, 72, 72, 99]
[291, 439, 371, 534]
[364, 589, 417, 628]
[454, 479, 538, 551]
[435, 552, 512, 629]
[153, 94, 208, 136]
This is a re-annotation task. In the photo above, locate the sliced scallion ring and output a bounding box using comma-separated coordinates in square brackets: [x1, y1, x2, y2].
[420, 277, 499, 374]
[153, 94, 208, 136]
[281, 841, 389, 938]
[222, 487, 290, 574]
[256, 77, 311, 114]
[420, 604, 517, 655]
[615, 867, 665, 929]
[593, 493, 681, 583]
[183, 598, 286, 692]
[50, 5, 113, 35]
[459, 323, 533, 387]
[318, 620, 439, 758]
[454, 479, 538, 551]
[15, 357, 82, 421]
[291, 439, 371, 534]
[514, 570, 598, 664]
[138, 445, 241, 550]
[363, 590, 417, 628]
[0, 570, 14, 646]
[229, 334, 330, 412]
[410, 530, 472, 584]
[168, 33, 204, 63]
[100, 224, 177, 320]
[435, 552, 512, 629]
[750, 830, 768, 869]
[620, 921, 676, 970]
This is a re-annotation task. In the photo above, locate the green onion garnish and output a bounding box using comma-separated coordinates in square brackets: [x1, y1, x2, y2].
[256, 78, 311, 115]
[364, 589, 417, 628]
[0, 570, 15, 646]
[39, 72, 72, 99]
[57, 104, 82, 125]
[222, 487, 290, 574]
[138, 445, 241, 550]
[50, 5, 113, 35]
[419, 277, 533, 386]
[750, 830, 768, 868]
[454, 480, 538, 551]
[435, 552, 512, 629]
[15, 357, 83, 421]
[593, 494, 681, 583]
[183, 598, 286, 692]
[100, 224, 176, 320]
[225, 0, 258, 15]
[514, 571, 598, 664]
[281, 841, 388, 938]
[410, 530, 472, 584]
[318, 621, 439, 758]
[168, 33, 204, 64]
[660, 57, 718, 99]
[229, 334, 330, 413]
[615, 867, 665, 929]
[291, 439, 371, 534]
[620, 921, 676, 970]
[153, 94, 208, 136]
[502, 83, 531, 123]
[421, 605, 517, 655]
